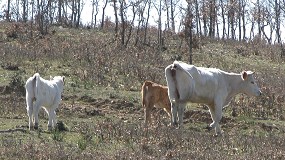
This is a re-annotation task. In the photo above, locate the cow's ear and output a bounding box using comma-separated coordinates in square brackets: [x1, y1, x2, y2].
[241, 71, 248, 80]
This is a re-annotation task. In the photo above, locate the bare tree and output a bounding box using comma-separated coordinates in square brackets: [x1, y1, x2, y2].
[170, 0, 176, 32]
[125, 1, 140, 46]
[228, 0, 236, 40]
[112, 0, 119, 34]
[22, 0, 28, 22]
[184, 0, 194, 64]
[201, 0, 208, 36]
[241, 0, 247, 40]
[118, 0, 128, 46]
[6, 0, 11, 21]
[91, 0, 99, 28]
[256, 0, 262, 39]
[58, 0, 62, 25]
[164, 0, 170, 30]
[144, 0, 151, 44]
[153, 0, 163, 48]
[135, 0, 147, 45]
[101, 0, 108, 29]
[274, 0, 281, 44]
[209, 0, 216, 38]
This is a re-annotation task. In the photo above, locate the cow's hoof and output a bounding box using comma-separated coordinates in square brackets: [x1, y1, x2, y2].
[214, 132, 223, 137]
[34, 124, 39, 130]
[205, 125, 212, 131]
[214, 130, 224, 137]
[48, 126, 53, 131]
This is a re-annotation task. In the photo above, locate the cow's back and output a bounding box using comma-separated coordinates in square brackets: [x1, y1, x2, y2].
[174, 62, 226, 104]
[36, 78, 59, 107]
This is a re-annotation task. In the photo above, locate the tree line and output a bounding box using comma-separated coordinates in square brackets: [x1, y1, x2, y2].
[3, 0, 285, 47]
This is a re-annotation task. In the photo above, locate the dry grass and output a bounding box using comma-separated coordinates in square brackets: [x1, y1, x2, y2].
[1, 22, 285, 159]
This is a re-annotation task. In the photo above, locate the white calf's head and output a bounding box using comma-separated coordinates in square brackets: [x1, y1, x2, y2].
[52, 76, 65, 92]
[241, 71, 262, 96]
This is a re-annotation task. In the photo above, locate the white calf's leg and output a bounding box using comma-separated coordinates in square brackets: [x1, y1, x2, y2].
[171, 103, 178, 126]
[33, 101, 41, 129]
[47, 109, 53, 131]
[26, 102, 33, 130]
[177, 103, 186, 127]
[51, 109, 57, 128]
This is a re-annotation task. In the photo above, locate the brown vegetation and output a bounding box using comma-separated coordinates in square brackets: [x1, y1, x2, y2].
[0, 22, 285, 159]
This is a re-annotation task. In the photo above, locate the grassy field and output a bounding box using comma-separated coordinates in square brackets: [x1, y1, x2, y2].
[1, 22, 285, 159]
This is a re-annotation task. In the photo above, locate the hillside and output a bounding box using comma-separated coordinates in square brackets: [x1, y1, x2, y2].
[1, 22, 285, 159]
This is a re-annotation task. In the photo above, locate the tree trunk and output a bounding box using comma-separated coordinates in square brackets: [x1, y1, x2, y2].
[275, 0, 281, 44]
[58, 0, 62, 25]
[209, 0, 213, 37]
[119, 0, 126, 46]
[194, 0, 199, 36]
[6, 0, 11, 21]
[165, 0, 170, 30]
[202, 1, 207, 36]
[135, 1, 147, 46]
[76, 0, 81, 28]
[113, 0, 119, 34]
[144, 0, 151, 44]
[257, 0, 261, 39]
[22, 0, 27, 22]
[186, 2, 193, 64]
[238, 0, 241, 41]
[125, 4, 136, 47]
[242, 0, 246, 40]
[101, 0, 108, 29]
[170, 0, 175, 32]
[220, 0, 226, 39]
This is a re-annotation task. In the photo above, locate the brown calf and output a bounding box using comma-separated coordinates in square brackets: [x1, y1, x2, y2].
[141, 81, 171, 127]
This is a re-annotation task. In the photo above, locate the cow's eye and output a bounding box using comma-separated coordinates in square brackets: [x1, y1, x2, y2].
[251, 81, 254, 84]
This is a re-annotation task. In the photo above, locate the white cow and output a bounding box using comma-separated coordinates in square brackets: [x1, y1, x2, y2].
[25, 73, 65, 130]
[165, 61, 262, 135]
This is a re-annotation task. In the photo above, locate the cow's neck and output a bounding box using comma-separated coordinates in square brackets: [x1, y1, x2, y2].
[225, 73, 244, 104]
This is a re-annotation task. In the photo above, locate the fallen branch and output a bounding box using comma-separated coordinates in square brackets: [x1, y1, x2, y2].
[0, 128, 27, 133]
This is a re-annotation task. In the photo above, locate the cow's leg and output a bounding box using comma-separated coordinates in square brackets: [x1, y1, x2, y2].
[49, 108, 57, 130]
[26, 100, 34, 130]
[47, 108, 55, 131]
[208, 105, 216, 130]
[177, 103, 186, 128]
[209, 104, 223, 136]
[171, 102, 178, 126]
[33, 101, 41, 130]
[52, 110, 57, 128]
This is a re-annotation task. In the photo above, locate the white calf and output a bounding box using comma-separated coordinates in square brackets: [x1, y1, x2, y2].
[165, 61, 262, 135]
[25, 73, 65, 130]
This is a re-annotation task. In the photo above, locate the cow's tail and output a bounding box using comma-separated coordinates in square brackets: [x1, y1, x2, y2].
[172, 61, 194, 79]
[142, 81, 151, 108]
[33, 73, 40, 100]
[165, 61, 193, 103]
[25, 73, 40, 109]
[165, 64, 178, 103]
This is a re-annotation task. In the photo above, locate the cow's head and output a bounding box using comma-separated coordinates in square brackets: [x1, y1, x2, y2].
[241, 71, 262, 96]
[52, 76, 65, 84]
